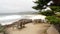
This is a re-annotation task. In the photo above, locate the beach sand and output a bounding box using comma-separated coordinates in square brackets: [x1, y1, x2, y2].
[5, 23, 53, 34]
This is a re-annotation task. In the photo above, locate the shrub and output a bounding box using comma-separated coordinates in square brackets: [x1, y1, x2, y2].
[39, 10, 55, 16]
[55, 12, 60, 18]
[46, 16, 60, 25]
[0, 24, 5, 33]
[50, 6, 60, 12]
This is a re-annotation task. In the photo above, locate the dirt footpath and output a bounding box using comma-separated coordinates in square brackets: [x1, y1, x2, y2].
[6, 23, 59, 34]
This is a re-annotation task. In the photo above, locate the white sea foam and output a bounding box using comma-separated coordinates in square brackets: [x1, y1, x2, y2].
[0, 15, 46, 25]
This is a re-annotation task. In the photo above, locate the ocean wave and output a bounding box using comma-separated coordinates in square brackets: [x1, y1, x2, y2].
[0, 15, 46, 25]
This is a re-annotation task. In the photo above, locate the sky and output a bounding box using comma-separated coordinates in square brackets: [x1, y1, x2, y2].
[0, 0, 36, 13]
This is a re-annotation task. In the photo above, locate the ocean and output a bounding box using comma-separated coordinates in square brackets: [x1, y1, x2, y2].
[0, 12, 45, 25]
[0, 12, 35, 25]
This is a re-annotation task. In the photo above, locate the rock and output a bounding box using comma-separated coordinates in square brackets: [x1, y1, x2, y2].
[33, 19, 42, 23]
[0, 32, 4, 34]
[33, 19, 46, 23]
[16, 19, 32, 29]
[47, 25, 59, 34]
[18, 19, 32, 24]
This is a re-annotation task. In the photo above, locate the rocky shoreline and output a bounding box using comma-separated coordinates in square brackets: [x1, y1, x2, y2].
[4, 19, 46, 28]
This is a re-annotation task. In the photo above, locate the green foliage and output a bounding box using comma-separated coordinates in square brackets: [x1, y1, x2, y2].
[55, 12, 60, 17]
[0, 24, 8, 34]
[32, 0, 60, 25]
[39, 10, 55, 16]
[46, 16, 60, 25]
[50, 6, 60, 12]
[0, 24, 5, 33]
[32, 0, 51, 10]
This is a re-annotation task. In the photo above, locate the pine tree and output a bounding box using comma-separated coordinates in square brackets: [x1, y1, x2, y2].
[32, 0, 60, 25]
[32, 0, 51, 11]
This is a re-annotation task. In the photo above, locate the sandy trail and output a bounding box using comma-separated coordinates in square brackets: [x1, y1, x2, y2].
[6, 23, 50, 34]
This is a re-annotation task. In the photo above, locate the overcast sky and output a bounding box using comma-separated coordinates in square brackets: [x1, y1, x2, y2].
[0, 0, 36, 13]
